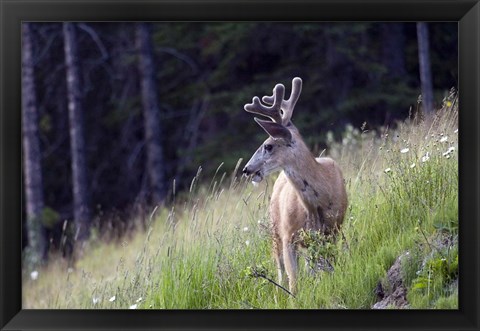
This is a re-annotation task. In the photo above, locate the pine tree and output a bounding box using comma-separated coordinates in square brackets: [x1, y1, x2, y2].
[63, 22, 91, 240]
[22, 23, 48, 265]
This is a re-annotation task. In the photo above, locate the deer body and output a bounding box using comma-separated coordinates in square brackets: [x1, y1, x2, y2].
[243, 78, 347, 293]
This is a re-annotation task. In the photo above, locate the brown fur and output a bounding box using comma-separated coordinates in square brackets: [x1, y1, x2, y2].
[268, 129, 348, 293]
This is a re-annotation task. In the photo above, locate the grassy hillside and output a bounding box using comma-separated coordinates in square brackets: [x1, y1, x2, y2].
[23, 99, 458, 309]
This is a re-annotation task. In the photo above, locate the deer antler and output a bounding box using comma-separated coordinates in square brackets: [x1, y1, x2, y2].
[262, 77, 302, 125]
[244, 83, 285, 124]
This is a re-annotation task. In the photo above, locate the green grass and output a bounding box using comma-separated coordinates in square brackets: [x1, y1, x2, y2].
[23, 102, 458, 309]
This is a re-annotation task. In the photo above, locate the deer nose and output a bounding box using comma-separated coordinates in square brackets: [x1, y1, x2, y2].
[243, 166, 251, 175]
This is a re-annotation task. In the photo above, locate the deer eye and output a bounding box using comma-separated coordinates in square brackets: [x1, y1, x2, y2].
[264, 144, 273, 152]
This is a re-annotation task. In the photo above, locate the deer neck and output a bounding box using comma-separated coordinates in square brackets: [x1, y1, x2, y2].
[283, 139, 324, 211]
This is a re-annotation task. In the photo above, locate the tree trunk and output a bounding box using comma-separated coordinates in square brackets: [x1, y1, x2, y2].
[382, 23, 406, 79]
[136, 22, 167, 205]
[22, 23, 48, 266]
[417, 22, 434, 116]
[63, 22, 91, 241]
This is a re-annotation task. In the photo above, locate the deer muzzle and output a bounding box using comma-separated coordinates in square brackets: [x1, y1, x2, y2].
[242, 166, 263, 183]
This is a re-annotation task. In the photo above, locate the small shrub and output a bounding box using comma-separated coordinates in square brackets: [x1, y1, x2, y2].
[407, 234, 458, 308]
[298, 229, 337, 273]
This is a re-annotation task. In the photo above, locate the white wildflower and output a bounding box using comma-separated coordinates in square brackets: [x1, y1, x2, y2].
[384, 168, 392, 173]
[243, 227, 249, 232]
[245, 240, 250, 246]
[400, 148, 410, 154]
[410, 163, 416, 169]
[136, 297, 142, 303]
[109, 295, 116, 302]
[443, 146, 456, 157]
[129, 304, 138, 309]
[92, 297, 100, 305]
[30, 270, 39, 280]
[440, 136, 448, 143]
[421, 152, 430, 162]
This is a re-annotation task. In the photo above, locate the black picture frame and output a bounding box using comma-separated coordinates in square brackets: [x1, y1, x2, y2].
[1, 1, 479, 330]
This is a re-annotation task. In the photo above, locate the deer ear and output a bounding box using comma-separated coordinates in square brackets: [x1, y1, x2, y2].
[254, 118, 292, 142]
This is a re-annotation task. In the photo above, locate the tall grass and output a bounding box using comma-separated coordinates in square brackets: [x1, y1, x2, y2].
[23, 100, 458, 309]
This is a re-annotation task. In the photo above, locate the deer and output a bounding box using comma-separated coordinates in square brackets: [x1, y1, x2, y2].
[242, 77, 348, 295]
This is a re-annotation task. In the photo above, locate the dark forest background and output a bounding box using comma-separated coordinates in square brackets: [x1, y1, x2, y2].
[21, 22, 457, 265]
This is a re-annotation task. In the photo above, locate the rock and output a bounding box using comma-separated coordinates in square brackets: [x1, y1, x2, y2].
[373, 286, 408, 309]
[372, 252, 410, 309]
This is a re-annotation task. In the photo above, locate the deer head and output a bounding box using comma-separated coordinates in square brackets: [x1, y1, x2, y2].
[242, 77, 303, 183]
